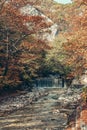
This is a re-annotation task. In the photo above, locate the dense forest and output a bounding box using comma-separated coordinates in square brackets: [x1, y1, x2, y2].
[0, 0, 87, 96]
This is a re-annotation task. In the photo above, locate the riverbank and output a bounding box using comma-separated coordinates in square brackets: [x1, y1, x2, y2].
[0, 88, 48, 116]
[66, 103, 87, 130]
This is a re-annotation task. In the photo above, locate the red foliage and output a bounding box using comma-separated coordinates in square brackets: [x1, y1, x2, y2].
[0, 0, 50, 89]
[63, 0, 87, 79]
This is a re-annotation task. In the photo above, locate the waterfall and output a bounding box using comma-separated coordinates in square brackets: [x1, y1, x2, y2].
[35, 76, 66, 88]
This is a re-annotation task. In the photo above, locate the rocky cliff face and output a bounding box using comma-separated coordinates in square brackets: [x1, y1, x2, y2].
[20, 4, 58, 42]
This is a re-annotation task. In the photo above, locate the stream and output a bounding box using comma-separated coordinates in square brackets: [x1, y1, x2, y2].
[0, 88, 69, 130]
[0, 77, 82, 130]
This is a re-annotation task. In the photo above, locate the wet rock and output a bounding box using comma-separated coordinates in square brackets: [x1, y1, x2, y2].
[67, 88, 74, 95]
[51, 95, 58, 100]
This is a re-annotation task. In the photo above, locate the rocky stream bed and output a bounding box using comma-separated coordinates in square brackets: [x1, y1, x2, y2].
[0, 87, 82, 130]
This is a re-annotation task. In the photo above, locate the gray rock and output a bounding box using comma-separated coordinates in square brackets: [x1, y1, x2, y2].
[20, 4, 58, 42]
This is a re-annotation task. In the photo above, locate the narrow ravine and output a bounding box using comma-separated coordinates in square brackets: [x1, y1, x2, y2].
[0, 87, 81, 130]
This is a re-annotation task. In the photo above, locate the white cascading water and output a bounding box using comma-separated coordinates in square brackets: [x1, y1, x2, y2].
[35, 76, 66, 88]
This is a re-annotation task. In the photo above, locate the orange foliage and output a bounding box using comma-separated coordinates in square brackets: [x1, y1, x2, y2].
[63, 0, 87, 79]
[0, 0, 50, 89]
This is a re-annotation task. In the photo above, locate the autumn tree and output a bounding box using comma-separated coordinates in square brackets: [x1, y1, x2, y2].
[0, 0, 51, 90]
[45, 0, 87, 87]
[61, 0, 87, 84]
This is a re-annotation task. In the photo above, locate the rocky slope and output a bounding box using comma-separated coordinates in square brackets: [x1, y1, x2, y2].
[20, 4, 58, 42]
